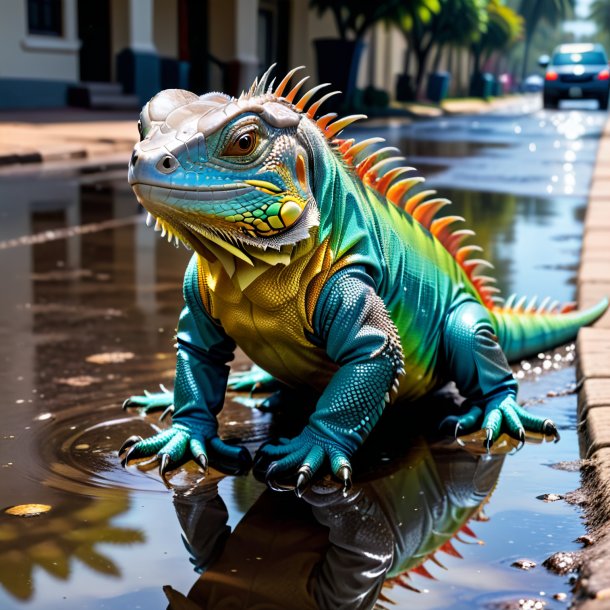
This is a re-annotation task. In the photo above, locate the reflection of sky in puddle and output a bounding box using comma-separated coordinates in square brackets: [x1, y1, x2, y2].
[354, 106, 605, 200]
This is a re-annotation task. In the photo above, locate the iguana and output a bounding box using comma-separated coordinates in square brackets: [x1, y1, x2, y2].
[119, 65, 608, 492]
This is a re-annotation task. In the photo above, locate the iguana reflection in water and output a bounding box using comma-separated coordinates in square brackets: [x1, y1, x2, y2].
[163, 430, 505, 610]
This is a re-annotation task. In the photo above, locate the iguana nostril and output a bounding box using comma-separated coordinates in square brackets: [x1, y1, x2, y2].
[156, 155, 178, 174]
[130, 151, 139, 167]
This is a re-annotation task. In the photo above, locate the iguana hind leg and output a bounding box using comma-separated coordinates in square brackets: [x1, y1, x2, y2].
[440, 299, 559, 450]
[227, 364, 281, 394]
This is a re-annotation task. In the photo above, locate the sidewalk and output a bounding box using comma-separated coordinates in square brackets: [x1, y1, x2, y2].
[0, 108, 137, 166]
[575, 118, 610, 608]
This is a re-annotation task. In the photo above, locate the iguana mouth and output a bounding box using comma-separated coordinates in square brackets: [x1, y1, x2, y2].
[132, 183, 319, 253]
[132, 182, 254, 202]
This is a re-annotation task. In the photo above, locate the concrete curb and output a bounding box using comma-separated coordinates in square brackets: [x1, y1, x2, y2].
[575, 115, 610, 608]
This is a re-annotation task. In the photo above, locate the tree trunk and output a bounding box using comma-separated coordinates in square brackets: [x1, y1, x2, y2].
[432, 42, 444, 73]
[521, 32, 533, 82]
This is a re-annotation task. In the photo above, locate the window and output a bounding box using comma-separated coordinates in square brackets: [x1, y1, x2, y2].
[27, 0, 62, 37]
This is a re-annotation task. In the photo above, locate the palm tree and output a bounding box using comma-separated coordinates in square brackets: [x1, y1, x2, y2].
[518, 0, 576, 81]
[590, 0, 610, 48]
[472, 0, 523, 75]
[431, 0, 489, 73]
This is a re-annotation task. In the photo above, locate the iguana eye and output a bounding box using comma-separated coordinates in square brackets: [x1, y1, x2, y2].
[222, 129, 258, 157]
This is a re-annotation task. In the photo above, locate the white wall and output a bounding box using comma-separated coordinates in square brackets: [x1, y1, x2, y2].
[0, 0, 79, 81]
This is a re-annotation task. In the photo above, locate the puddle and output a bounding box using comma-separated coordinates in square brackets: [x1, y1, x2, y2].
[0, 106, 603, 609]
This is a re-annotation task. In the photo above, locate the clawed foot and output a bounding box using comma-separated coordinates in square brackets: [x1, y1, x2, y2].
[122, 384, 174, 416]
[254, 428, 353, 497]
[440, 393, 560, 452]
[118, 424, 252, 481]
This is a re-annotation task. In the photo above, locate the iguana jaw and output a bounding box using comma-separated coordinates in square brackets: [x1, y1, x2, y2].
[132, 182, 319, 262]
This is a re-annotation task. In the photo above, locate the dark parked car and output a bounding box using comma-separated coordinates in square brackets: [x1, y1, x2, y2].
[540, 43, 610, 110]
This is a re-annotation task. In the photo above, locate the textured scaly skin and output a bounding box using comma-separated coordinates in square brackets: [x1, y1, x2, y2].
[119, 66, 608, 487]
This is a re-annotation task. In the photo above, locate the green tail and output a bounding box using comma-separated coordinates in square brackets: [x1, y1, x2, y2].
[492, 298, 608, 363]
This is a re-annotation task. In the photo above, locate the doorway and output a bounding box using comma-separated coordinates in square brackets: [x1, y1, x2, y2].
[77, 0, 111, 82]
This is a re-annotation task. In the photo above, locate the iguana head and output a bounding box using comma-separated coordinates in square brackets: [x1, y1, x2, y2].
[128, 66, 363, 264]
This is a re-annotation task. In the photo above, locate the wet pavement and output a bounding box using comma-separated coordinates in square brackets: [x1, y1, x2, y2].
[0, 100, 607, 609]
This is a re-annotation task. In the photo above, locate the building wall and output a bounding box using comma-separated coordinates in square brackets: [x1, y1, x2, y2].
[154, 0, 178, 58]
[111, 0, 129, 81]
[208, 0, 236, 63]
[288, 2, 338, 86]
[0, 0, 79, 82]
[0, 0, 476, 108]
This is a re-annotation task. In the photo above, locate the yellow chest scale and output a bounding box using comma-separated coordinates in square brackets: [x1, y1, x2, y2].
[197, 237, 346, 392]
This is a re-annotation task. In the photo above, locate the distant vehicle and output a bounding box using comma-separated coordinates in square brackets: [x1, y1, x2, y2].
[522, 74, 544, 93]
[540, 43, 610, 110]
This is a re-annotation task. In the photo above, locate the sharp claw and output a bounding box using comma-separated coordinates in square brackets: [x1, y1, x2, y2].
[517, 428, 525, 451]
[159, 453, 170, 479]
[455, 422, 465, 447]
[118, 435, 143, 456]
[120, 444, 140, 467]
[194, 453, 208, 474]
[339, 466, 352, 492]
[122, 398, 133, 410]
[485, 428, 494, 453]
[295, 465, 313, 498]
[543, 420, 561, 443]
[296, 473, 308, 498]
[265, 462, 293, 492]
[159, 405, 174, 422]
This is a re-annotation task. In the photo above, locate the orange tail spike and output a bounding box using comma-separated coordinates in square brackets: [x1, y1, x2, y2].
[460, 524, 477, 538]
[430, 215, 465, 242]
[273, 66, 305, 98]
[377, 591, 395, 604]
[404, 189, 437, 213]
[295, 83, 330, 111]
[323, 114, 367, 140]
[285, 76, 310, 103]
[363, 157, 405, 185]
[444, 229, 475, 255]
[356, 147, 399, 178]
[411, 564, 437, 580]
[561, 302, 577, 313]
[316, 113, 337, 131]
[411, 198, 451, 228]
[343, 137, 385, 164]
[336, 138, 355, 154]
[396, 576, 421, 593]
[455, 245, 484, 265]
[375, 167, 416, 195]
[306, 91, 341, 118]
[428, 553, 448, 570]
[387, 178, 425, 208]
[439, 540, 463, 558]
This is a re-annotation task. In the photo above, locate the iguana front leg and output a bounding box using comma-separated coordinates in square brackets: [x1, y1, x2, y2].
[257, 267, 404, 495]
[119, 258, 251, 479]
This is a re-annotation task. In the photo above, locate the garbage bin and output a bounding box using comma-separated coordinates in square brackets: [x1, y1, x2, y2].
[469, 72, 494, 98]
[427, 72, 451, 103]
[395, 74, 415, 102]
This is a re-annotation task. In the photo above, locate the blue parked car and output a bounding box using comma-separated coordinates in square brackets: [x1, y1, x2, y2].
[540, 43, 610, 110]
